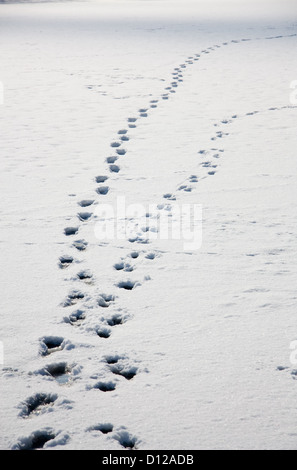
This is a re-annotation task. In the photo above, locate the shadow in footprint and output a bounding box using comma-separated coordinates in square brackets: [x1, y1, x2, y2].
[87, 423, 114, 434]
[73, 239, 88, 251]
[113, 430, 138, 449]
[59, 256, 73, 269]
[93, 381, 116, 392]
[77, 212, 92, 222]
[13, 429, 57, 450]
[96, 186, 109, 195]
[117, 280, 138, 290]
[110, 364, 138, 381]
[78, 200, 95, 208]
[97, 327, 111, 339]
[95, 176, 108, 184]
[40, 362, 72, 385]
[64, 227, 78, 236]
[63, 291, 84, 307]
[40, 337, 64, 356]
[19, 393, 58, 418]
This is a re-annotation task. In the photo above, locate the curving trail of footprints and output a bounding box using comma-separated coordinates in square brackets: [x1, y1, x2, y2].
[13, 32, 297, 450]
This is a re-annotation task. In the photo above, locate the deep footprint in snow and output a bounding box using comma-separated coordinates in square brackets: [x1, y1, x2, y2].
[114, 261, 133, 272]
[65, 309, 86, 326]
[13, 429, 58, 450]
[19, 393, 58, 418]
[77, 270, 93, 283]
[98, 294, 115, 308]
[92, 381, 116, 392]
[109, 164, 120, 173]
[77, 212, 92, 222]
[109, 364, 138, 381]
[73, 239, 88, 251]
[116, 148, 126, 156]
[117, 280, 138, 290]
[63, 291, 85, 307]
[113, 429, 139, 450]
[58, 255, 74, 269]
[95, 175, 108, 184]
[110, 142, 121, 148]
[64, 227, 79, 236]
[163, 193, 176, 201]
[78, 199, 95, 208]
[106, 156, 118, 164]
[118, 129, 128, 135]
[87, 423, 114, 434]
[40, 336, 64, 356]
[39, 362, 73, 385]
[96, 186, 109, 195]
[97, 327, 112, 339]
[106, 313, 126, 327]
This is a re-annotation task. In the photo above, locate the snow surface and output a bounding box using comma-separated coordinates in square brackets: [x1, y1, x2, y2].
[1, 0, 297, 450]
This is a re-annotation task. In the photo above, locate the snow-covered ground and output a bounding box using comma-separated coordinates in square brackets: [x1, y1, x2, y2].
[1, 0, 297, 450]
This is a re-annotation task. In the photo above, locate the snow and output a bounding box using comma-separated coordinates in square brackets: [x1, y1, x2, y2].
[0, 0, 297, 450]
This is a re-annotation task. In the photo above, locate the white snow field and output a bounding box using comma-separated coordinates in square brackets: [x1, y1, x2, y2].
[0, 0, 297, 450]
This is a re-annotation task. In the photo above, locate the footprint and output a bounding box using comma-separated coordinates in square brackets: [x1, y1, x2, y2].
[117, 280, 138, 290]
[87, 423, 114, 434]
[106, 314, 125, 327]
[73, 239, 88, 251]
[110, 142, 121, 148]
[92, 381, 116, 392]
[121, 135, 129, 142]
[163, 193, 176, 201]
[208, 171, 216, 176]
[40, 337, 64, 356]
[65, 309, 86, 326]
[96, 327, 111, 339]
[96, 186, 109, 195]
[109, 364, 138, 381]
[106, 156, 118, 164]
[109, 164, 120, 173]
[116, 148, 126, 156]
[130, 251, 139, 259]
[95, 176, 108, 184]
[58, 256, 74, 269]
[63, 291, 85, 307]
[189, 175, 198, 183]
[64, 227, 79, 236]
[98, 294, 115, 308]
[38, 362, 73, 385]
[114, 262, 133, 272]
[145, 253, 156, 260]
[128, 118, 137, 123]
[113, 429, 139, 449]
[78, 200, 95, 208]
[77, 270, 93, 282]
[19, 393, 58, 418]
[77, 212, 92, 222]
[118, 129, 128, 135]
[13, 429, 58, 450]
